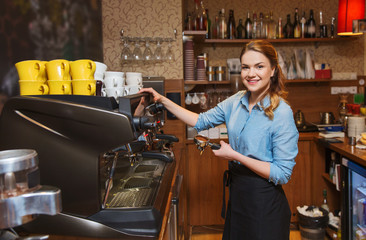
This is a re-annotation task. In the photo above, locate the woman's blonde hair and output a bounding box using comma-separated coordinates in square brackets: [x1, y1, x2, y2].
[240, 40, 288, 120]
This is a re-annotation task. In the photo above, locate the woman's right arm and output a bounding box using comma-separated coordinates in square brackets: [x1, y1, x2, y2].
[139, 88, 199, 127]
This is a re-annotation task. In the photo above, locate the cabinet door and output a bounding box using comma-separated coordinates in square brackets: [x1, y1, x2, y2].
[282, 140, 312, 222]
[186, 143, 228, 226]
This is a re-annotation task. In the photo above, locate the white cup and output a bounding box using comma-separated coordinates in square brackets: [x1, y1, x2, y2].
[126, 85, 142, 95]
[102, 87, 129, 99]
[94, 62, 107, 80]
[126, 72, 142, 86]
[104, 71, 125, 87]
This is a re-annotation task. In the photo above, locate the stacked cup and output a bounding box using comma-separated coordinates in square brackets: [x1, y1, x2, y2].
[70, 59, 96, 96]
[15, 60, 49, 95]
[348, 116, 366, 137]
[125, 72, 143, 95]
[94, 61, 107, 96]
[45, 59, 72, 95]
[102, 71, 129, 100]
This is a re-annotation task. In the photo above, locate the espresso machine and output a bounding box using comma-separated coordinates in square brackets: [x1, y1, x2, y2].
[0, 94, 178, 239]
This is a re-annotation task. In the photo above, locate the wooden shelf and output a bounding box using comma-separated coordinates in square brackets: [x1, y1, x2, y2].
[285, 79, 331, 83]
[182, 31, 360, 43]
[184, 80, 230, 85]
[322, 173, 336, 185]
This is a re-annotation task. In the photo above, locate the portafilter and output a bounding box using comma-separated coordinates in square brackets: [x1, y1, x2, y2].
[194, 135, 221, 155]
[0, 149, 61, 230]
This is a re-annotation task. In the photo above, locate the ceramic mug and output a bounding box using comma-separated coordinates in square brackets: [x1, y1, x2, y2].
[104, 71, 124, 88]
[102, 87, 129, 98]
[70, 59, 96, 80]
[94, 61, 107, 80]
[126, 84, 142, 95]
[46, 59, 70, 81]
[72, 80, 96, 95]
[15, 60, 44, 81]
[19, 80, 49, 95]
[125, 72, 142, 86]
[48, 80, 72, 95]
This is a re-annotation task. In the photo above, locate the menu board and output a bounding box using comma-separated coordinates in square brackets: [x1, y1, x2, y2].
[0, 0, 103, 110]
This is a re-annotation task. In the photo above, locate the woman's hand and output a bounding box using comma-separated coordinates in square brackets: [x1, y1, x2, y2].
[212, 140, 236, 160]
[138, 87, 164, 103]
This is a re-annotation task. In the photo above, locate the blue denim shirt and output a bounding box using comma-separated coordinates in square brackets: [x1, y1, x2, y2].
[194, 91, 299, 185]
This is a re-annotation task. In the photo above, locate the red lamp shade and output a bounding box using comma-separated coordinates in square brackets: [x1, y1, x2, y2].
[337, 0, 365, 35]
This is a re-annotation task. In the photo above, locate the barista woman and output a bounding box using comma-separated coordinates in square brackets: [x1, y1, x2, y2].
[139, 40, 299, 240]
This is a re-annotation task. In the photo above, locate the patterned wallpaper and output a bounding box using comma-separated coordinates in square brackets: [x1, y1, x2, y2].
[102, 0, 364, 80]
[102, 0, 184, 79]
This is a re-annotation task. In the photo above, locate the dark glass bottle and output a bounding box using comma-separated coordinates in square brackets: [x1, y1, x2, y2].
[245, 12, 253, 39]
[236, 19, 244, 39]
[306, 9, 316, 38]
[206, 8, 211, 38]
[319, 11, 327, 38]
[227, 9, 236, 39]
[283, 14, 294, 38]
[293, 8, 301, 38]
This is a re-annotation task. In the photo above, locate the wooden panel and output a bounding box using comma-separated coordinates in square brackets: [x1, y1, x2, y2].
[186, 144, 228, 226]
[283, 140, 313, 222]
[165, 79, 184, 93]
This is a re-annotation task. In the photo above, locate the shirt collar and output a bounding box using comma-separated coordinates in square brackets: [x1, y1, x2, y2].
[240, 91, 270, 112]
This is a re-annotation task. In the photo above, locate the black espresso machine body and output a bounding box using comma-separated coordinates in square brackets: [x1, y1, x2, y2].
[0, 94, 176, 238]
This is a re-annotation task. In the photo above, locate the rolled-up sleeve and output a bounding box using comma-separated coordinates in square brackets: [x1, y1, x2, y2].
[269, 109, 299, 185]
[194, 102, 226, 132]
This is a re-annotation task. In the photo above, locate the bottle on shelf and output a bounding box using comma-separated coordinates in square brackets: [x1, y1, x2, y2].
[276, 17, 283, 39]
[330, 17, 336, 38]
[252, 13, 258, 39]
[306, 9, 316, 38]
[185, 12, 193, 31]
[321, 189, 330, 212]
[206, 8, 211, 38]
[212, 15, 219, 39]
[319, 11, 327, 38]
[262, 13, 269, 39]
[236, 19, 244, 39]
[196, 1, 207, 31]
[227, 9, 236, 39]
[258, 12, 264, 38]
[293, 8, 301, 38]
[300, 11, 307, 38]
[268, 11, 276, 39]
[219, 9, 227, 39]
[245, 11, 253, 39]
[193, 1, 199, 30]
[283, 14, 294, 38]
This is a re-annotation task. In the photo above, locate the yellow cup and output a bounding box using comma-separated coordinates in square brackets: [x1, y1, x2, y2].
[46, 59, 71, 81]
[48, 80, 72, 95]
[19, 80, 49, 95]
[70, 60, 96, 80]
[39, 61, 48, 82]
[72, 80, 96, 95]
[15, 60, 44, 81]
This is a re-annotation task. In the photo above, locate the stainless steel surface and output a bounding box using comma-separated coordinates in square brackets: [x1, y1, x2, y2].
[0, 149, 38, 174]
[0, 186, 61, 229]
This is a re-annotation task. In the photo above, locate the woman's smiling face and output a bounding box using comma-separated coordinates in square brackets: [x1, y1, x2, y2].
[241, 50, 275, 97]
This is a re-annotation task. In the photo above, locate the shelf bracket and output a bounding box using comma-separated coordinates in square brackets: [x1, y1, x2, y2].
[212, 43, 216, 50]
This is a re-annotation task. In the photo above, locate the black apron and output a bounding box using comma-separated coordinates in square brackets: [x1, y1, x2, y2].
[222, 161, 291, 240]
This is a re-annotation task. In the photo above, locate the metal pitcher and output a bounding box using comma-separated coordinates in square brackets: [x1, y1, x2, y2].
[320, 112, 335, 124]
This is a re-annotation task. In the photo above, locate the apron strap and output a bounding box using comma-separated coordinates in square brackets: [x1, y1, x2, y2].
[221, 169, 231, 219]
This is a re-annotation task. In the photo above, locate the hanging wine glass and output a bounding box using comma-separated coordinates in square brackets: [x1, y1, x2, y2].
[143, 38, 154, 61]
[132, 38, 143, 61]
[121, 37, 132, 61]
[154, 38, 164, 62]
[165, 38, 174, 61]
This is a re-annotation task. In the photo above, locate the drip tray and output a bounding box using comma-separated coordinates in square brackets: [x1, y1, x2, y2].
[109, 188, 152, 207]
[134, 164, 158, 173]
[124, 177, 152, 189]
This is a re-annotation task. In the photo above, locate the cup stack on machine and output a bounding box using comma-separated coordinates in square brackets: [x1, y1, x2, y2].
[15, 60, 144, 100]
